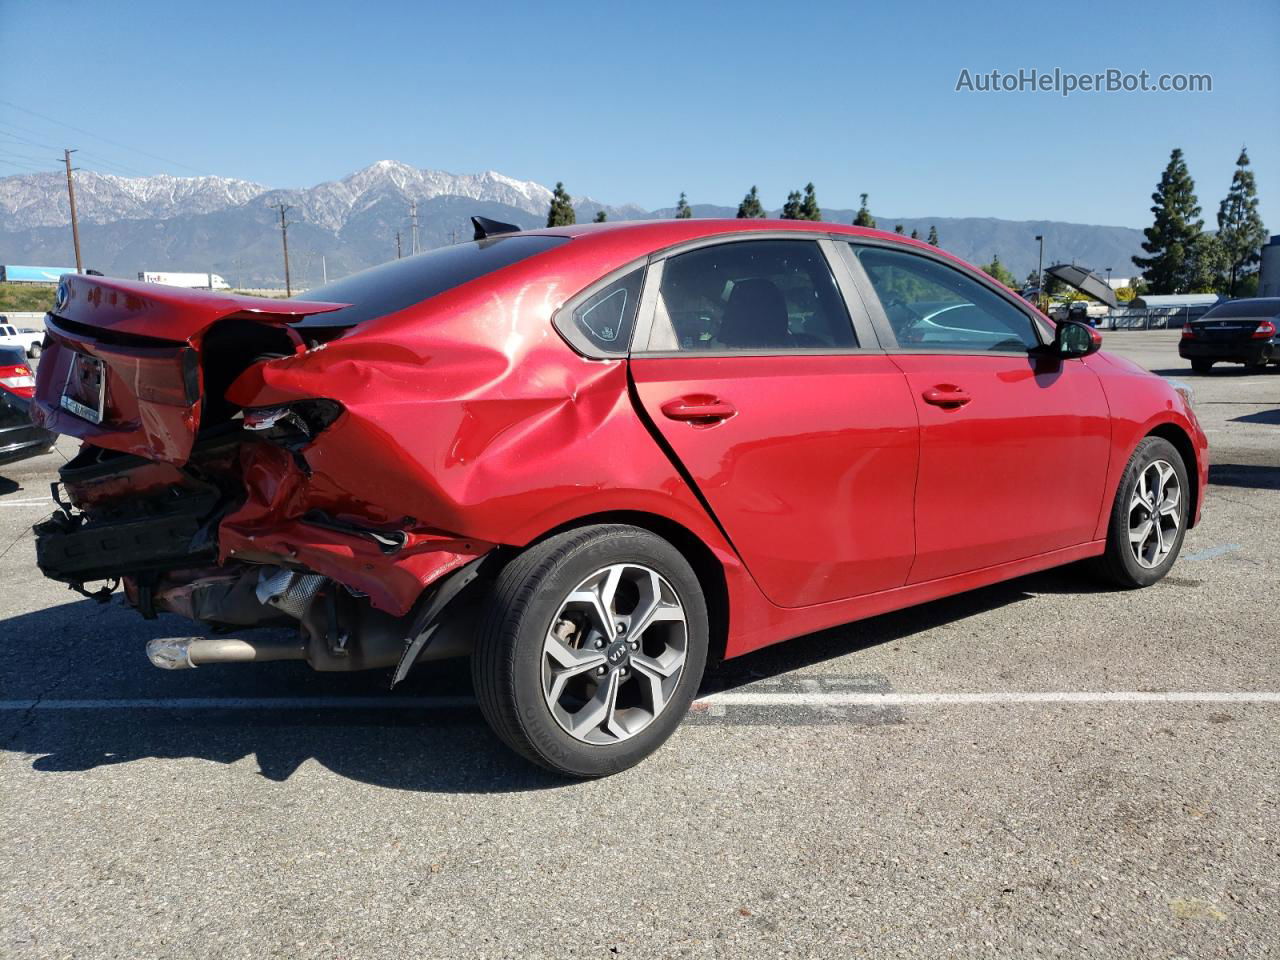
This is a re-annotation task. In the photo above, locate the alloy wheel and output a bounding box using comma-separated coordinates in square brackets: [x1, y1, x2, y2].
[1128, 459, 1181, 569]
[540, 563, 688, 745]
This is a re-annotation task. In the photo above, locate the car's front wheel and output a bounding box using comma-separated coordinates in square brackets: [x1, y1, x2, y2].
[27, 343, 41, 359]
[472, 524, 708, 777]
[1094, 436, 1190, 588]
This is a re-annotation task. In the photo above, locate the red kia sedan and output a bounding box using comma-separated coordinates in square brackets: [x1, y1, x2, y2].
[31, 219, 1207, 776]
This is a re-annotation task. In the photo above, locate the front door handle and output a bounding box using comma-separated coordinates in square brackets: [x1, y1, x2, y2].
[921, 385, 971, 408]
[660, 395, 737, 423]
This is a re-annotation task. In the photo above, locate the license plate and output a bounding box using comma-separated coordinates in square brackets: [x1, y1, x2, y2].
[61, 352, 106, 424]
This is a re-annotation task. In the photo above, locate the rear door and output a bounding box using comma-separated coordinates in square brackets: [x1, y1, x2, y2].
[628, 236, 919, 609]
[843, 242, 1111, 583]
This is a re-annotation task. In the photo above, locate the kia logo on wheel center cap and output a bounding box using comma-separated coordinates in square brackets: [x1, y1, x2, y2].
[605, 641, 629, 666]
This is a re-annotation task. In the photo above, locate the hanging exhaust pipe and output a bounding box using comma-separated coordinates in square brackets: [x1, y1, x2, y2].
[146, 635, 306, 670]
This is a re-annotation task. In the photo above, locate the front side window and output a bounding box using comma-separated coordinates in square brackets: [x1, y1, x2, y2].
[853, 245, 1039, 353]
[647, 240, 857, 352]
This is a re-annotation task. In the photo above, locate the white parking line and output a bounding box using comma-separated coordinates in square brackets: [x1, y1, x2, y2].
[0, 691, 1277, 712]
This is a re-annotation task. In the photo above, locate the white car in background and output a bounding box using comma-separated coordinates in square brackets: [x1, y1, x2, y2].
[0, 319, 44, 359]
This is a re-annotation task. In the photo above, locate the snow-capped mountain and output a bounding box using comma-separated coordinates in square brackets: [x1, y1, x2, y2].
[0, 161, 559, 232]
[0, 171, 268, 228]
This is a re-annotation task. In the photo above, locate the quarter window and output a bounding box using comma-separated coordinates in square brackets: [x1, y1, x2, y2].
[853, 245, 1040, 353]
[556, 267, 645, 356]
[647, 240, 857, 352]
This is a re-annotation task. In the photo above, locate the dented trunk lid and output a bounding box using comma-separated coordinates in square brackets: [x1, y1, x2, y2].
[32, 274, 347, 464]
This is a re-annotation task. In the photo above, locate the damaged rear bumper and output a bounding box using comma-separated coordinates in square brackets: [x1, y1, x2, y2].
[34, 432, 495, 676]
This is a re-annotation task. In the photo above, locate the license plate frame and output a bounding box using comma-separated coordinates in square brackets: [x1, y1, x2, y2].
[60, 352, 106, 425]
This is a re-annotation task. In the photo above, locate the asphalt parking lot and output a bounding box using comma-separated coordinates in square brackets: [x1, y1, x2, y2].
[2, 330, 1276, 959]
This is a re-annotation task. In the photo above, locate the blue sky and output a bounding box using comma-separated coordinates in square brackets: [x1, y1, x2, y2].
[1, 0, 1276, 228]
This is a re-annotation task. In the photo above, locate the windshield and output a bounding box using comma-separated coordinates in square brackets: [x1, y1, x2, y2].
[289, 235, 568, 327]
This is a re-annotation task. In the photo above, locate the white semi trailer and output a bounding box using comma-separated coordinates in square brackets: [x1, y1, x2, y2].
[138, 271, 231, 290]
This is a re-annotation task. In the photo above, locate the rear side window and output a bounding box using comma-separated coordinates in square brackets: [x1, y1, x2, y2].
[853, 245, 1039, 353]
[647, 240, 856, 352]
[290, 235, 568, 327]
[555, 267, 645, 356]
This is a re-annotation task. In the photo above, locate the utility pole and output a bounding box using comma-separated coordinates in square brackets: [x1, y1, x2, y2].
[273, 203, 293, 296]
[395, 231, 402, 259]
[1034, 234, 1045, 310]
[62, 149, 83, 274]
[410, 200, 420, 255]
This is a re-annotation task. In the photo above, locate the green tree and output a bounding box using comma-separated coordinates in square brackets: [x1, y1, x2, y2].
[1186, 232, 1227, 293]
[893, 224, 904, 234]
[593, 209, 607, 223]
[546, 182, 576, 227]
[799, 182, 821, 221]
[781, 190, 803, 220]
[736, 186, 765, 219]
[1216, 147, 1268, 297]
[853, 193, 876, 228]
[1132, 148, 1204, 294]
[910, 228, 920, 240]
[675, 192, 693, 219]
[981, 255, 1018, 289]
[927, 225, 939, 246]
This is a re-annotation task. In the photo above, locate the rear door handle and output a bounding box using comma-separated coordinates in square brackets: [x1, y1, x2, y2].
[660, 396, 737, 423]
[921, 385, 971, 408]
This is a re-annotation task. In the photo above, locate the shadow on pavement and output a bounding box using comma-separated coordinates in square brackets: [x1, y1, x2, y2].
[1231, 408, 1280, 426]
[0, 566, 1109, 792]
[1208, 463, 1280, 490]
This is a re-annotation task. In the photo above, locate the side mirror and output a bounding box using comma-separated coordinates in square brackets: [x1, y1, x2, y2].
[1054, 320, 1102, 358]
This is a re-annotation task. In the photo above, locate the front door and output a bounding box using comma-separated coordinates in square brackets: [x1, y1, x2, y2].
[629, 237, 919, 608]
[847, 242, 1111, 583]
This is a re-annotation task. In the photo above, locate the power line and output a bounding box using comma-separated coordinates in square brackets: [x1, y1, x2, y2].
[0, 98, 207, 175]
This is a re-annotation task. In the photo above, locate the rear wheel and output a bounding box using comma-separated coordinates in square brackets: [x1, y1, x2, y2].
[27, 343, 41, 360]
[1190, 359, 1212, 374]
[1094, 437, 1189, 588]
[471, 524, 708, 777]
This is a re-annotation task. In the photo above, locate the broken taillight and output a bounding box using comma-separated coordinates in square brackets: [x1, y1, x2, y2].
[243, 399, 344, 447]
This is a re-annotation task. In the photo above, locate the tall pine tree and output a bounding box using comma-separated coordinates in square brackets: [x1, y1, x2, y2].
[675, 192, 693, 219]
[799, 183, 821, 221]
[927, 225, 939, 246]
[781, 190, 803, 220]
[910, 228, 920, 240]
[737, 186, 765, 218]
[853, 193, 876, 228]
[1132, 149, 1204, 294]
[1216, 147, 1267, 296]
[546, 182, 576, 227]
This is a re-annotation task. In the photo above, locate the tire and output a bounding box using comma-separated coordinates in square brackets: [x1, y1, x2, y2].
[27, 343, 41, 360]
[471, 524, 708, 777]
[1190, 359, 1212, 374]
[1093, 437, 1190, 588]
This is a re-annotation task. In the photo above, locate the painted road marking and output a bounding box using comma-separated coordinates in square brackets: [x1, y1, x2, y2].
[1, 691, 1278, 712]
[1181, 543, 1242, 562]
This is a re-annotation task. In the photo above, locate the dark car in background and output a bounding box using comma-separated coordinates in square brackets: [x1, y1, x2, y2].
[1179, 298, 1280, 372]
[0, 344, 55, 467]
